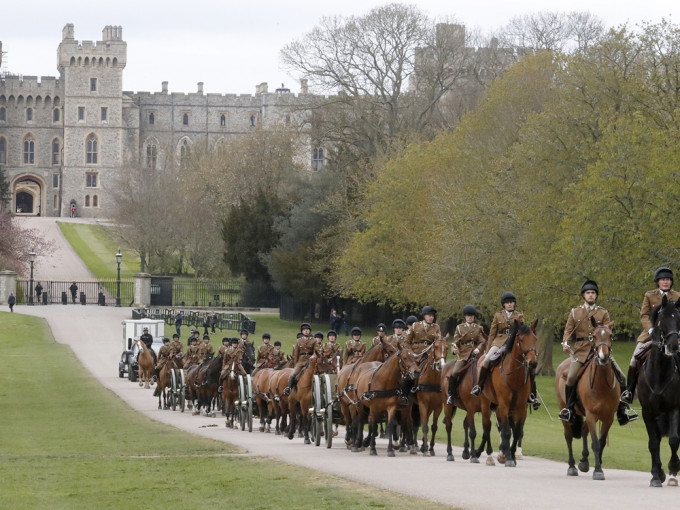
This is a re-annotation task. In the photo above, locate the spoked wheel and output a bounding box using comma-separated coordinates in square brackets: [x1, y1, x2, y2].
[322, 374, 334, 449]
[170, 369, 178, 411]
[238, 375, 247, 431]
[312, 375, 322, 446]
[178, 369, 186, 412]
[246, 374, 254, 433]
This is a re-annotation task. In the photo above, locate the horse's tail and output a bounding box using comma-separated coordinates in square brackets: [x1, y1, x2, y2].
[572, 414, 583, 439]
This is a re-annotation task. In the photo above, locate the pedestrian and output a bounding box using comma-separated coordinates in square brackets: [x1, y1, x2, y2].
[69, 282, 78, 303]
[35, 282, 43, 303]
[8, 292, 16, 312]
[174, 311, 183, 336]
[202, 312, 210, 336]
[329, 308, 338, 328]
[210, 311, 218, 333]
[342, 310, 350, 336]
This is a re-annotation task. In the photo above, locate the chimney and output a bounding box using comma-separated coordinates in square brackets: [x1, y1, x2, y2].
[300, 79, 309, 94]
[255, 82, 268, 95]
[197, 82, 204, 94]
[161, 81, 168, 94]
[62, 23, 75, 40]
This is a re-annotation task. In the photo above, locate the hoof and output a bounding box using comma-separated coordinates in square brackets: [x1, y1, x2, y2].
[259, 426, 265, 432]
[447, 454, 455, 462]
[486, 456, 496, 466]
[387, 450, 396, 458]
[578, 461, 589, 473]
[505, 460, 516, 468]
[668, 476, 678, 487]
[370, 449, 377, 456]
[650, 478, 663, 487]
[471, 457, 479, 464]
[497, 453, 506, 464]
[409, 447, 418, 455]
[516, 447, 523, 460]
[304, 438, 311, 445]
[593, 470, 605, 481]
[399, 446, 407, 453]
[429, 450, 435, 457]
[275, 430, 281, 436]
[351, 446, 359, 453]
[462, 450, 470, 460]
[567, 466, 578, 476]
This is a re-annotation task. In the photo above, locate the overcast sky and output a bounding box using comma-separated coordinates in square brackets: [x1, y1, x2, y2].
[0, 1, 676, 95]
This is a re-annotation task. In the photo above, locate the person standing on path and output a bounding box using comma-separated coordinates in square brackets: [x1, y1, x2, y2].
[8, 292, 16, 312]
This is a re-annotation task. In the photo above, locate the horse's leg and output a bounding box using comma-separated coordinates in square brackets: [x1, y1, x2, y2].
[585, 414, 604, 480]
[508, 417, 523, 466]
[386, 407, 398, 458]
[419, 402, 429, 455]
[351, 407, 364, 452]
[578, 422, 590, 473]
[667, 409, 680, 486]
[429, 406, 441, 456]
[476, 403, 494, 465]
[562, 420, 578, 476]
[468, 411, 479, 463]
[497, 413, 513, 467]
[303, 398, 311, 445]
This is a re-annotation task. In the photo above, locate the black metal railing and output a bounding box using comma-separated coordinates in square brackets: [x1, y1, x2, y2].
[16, 279, 134, 306]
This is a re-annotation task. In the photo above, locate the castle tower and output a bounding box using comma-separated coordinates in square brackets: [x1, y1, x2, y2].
[57, 24, 128, 217]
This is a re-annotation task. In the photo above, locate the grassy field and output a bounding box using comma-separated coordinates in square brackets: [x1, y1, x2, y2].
[0, 312, 446, 509]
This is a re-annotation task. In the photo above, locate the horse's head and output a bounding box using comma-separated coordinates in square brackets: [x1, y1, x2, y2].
[651, 295, 680, 355]
[397, 347, 420, 380]
[379, 337, 398, 360]
[512, 320, 538, 371]
[229, 360, 236, 380]
[590, 317, 614, 365]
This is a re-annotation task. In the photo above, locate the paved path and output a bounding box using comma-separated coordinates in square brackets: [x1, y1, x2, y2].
[13, 217, 680, 509]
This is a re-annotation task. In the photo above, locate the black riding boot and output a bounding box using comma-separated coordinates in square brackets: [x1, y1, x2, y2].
[620, 364, 638, 404]
[528, 374, 540, 410]
[470, 366, 489, 396]
[399, 378, 414, 407]
[283, 375, 296, 396]
[559, 384, 577, 422]
[447, 374, 460, 405]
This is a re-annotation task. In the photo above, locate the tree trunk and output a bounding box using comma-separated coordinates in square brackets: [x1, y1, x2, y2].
[535, 317, 555, 376]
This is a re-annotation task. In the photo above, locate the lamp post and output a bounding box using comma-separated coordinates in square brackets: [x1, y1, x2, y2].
[115, 250, 122, 307]
[28, 251, 36, 305]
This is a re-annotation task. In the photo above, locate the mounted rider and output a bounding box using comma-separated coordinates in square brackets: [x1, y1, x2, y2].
[400, 305, 442, 406]
[184, 336, 201, 369]
[621, 267, 680, 407]
[186, 328, 200, 346]
[169, 333, 183, 358]
[447, 305, 486, 405]
[268, 340, 286, 366]
[197, 334, 214, 362]
[558, 280, 637, 424]
[153, 337, 172, 381]
[219, 337, 246, 383]
[406, 315, 418, 332]
[139, 327, 157, 365]
[371, 323, 388, 347]
[283, 323, 322, 395]
[322, 330, 342, 372]
[387, 319, 407, 349]
[218, 337, 231, 356]
[343, 327, 366, 365]
[471, 292, 539, 409]
[256, 332, 275, 369]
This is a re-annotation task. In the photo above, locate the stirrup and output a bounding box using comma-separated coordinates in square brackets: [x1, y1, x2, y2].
[617, 406, 638, 426]
[446, 395, 454, 405]
[470, 385, 482, 396]
[620, 389, 633, 404]
[399, 395, 409, 407]
[558, 408, 572, 422]
[282, 387, 291, 396]
[528, 394, 541, 411]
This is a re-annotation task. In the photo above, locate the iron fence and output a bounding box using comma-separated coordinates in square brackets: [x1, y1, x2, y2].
[16, 279, 134, 306]
[171, 278, 242, 307]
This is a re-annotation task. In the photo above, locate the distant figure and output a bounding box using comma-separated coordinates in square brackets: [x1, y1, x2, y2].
[70, 204, 76, 217]
[8, 293, 16, 312]
[35, 282, 43, 303]
[174, 311, 183, 336]
[69, 282, 78, 303]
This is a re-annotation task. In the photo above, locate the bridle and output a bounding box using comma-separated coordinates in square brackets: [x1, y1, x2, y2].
[590, 326, 613, 366]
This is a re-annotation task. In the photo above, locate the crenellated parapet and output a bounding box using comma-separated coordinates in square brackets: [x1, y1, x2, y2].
[57, 23, 126, 73]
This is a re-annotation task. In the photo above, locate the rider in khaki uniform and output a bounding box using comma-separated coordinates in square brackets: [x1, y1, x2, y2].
[559, 281, 636, 424]
[197, 334, 214, 362]
[322, 330, 343, 372]
[268, 340, 286, 366]
[371, 323, 388, 347]
[184, 337, 201, 369]
[447, 305, 486, 405]
[471, 292, 538, 408]
[169, 333, 184, 358]
[284, 323, 321, 395]
[402, 306, 442, 355]
[387, 319, 407, 349]
[153, 337, 172, 380]
[256, 332, 275, 369]
[218, 337, 230, 356]
[343, 327, 366, 365]
[621, 267, 680, 406]
[219, 338, 246, 383]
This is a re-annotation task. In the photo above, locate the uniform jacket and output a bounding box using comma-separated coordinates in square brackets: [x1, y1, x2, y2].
[343, 339, 366, 364]
[403, 320, 442, 354]
[387, 332, 405, 350]
[637, 289, 680, 343]
[169, 339, 183, 356]
[562, 304, 611, 363]
[371, 335, 388, 347]
[487, 310, 524, 350]
[257, 343, 275, 362]
[292, 335, 320, 367]
[452, 322, 486, 360]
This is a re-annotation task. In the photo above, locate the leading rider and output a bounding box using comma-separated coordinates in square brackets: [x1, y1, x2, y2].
[447, 304, 485, 405]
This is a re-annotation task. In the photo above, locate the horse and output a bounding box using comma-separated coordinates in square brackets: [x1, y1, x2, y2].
[156, 355, 182, 410]
[337, 340, 398, 449]
[413, 337, 448, 456]
[193, 354, 222, 417]
[287, 354, 335, 444]
[351, 346, 421, 456]
[555, 320, 618, 480]
[637, 296, 680, 487]
[268, 366, 295, 435]
[242, 342, 256, 375]
[135, 339, 155, 389]
[220, 359, 240, 428]
[252, 357, 288, 432]
[475, 321, 538, 467]
[442, 355, 482, 462]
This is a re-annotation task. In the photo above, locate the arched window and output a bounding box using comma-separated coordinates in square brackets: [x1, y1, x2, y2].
[85, 195, 90, 207]
[0, 137, 6, 164]
[148, 112, 155, 125]
[311, 147, 325, 171]
[220, 114, 226, 126]
[93, 195, 98, 207]
[23, 136, 35, 164]
[250, 115, 255, 126]
[86, 134, 98, 164]
[0, 107, 6, 121]
[182, 113, 189, 125]
[146, 142, 157, 170]
[26, 108, 33, 121]
[53, 108, 60, 122]
[52, 139, 61, 165]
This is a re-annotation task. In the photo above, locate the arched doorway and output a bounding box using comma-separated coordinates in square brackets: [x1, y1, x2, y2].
[13, 177, 43, 216]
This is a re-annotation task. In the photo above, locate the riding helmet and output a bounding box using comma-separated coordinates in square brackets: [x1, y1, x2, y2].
[392, 319, 406, 329]
[654, 267, 674, 282]
[300, 323, 311, 331]
[376, 323, 387, 332]
[406, 315, 418, 326]
[240, 329, 249, 335]
[230, 338, 239, 344]
[580, 280, 599, 295]
[351, 326, 362, 336]
[222, 337, 229, 343]
[314, 331, 324, 339]
[274, 340, 282, 346]
[262, 332, 271, 339]
[327, 330, 337, 337]
[162, 337, 170, 343]
[203, 334, 210, 340]
[172, 333, 179, 339]
[421, 305, 437, 316]
[501, 292, 516, 304]
[462, 305, 478, 317]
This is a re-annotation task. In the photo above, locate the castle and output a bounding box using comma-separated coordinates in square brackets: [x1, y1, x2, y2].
[0, 24, 318, 218]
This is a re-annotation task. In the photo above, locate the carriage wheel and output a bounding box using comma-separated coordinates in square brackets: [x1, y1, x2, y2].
[128, 356, 138, 382]
[238, 375, 247, 431]
[312, 375, 322, 446]
[323, 374, 334, 449]
[178, 370, 186, 413]
[170, 369, 178, 411]
[246, 375, 254, 433]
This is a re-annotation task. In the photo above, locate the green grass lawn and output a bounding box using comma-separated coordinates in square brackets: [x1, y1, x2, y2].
[0, 312, 445, 509]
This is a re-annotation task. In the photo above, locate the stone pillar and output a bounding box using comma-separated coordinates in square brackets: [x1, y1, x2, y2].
[134, 273, 151, 308]
[0, 271, 18, 305]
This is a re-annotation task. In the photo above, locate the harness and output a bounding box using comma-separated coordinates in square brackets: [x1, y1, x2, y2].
[360, 353, 412, 402]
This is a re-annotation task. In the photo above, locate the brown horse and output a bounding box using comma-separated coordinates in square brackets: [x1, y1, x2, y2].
[193, 354, 222, 417]
[268, 367, 294, 435]
[442, 356, 482, 462]
[351, 346, 421, 456]
[556, 322, 619, 480]
[287, 354, 335, 444]
[221, 359, 240, 428]
[337, 340, 398, 448]
[135, 339, 155, 389]
[252, 357, 289, 432]
[476, 321, 538, 467]
[156, 355, 181, 409]
[414, 337, 449, 456]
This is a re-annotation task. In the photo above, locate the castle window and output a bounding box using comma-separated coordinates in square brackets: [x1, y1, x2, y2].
[311, 147, 325, 171]
[52, 139, 61, 165]
[53, 108, 60, 122]
[93, 195, 98, 207]
[148, 112, 155, 125]
[26, 108, 33, 121]
[0, 137, 6, 164]
[0, 107, 6, 121]
[101, 107, 108, 121]
[23, 136, 35, 165]
[53, 174, 59, 188]
[183, 113, 189, 126]
[250, 115, 255, 127]
[78, 107, 85, 121]
[146, 143, 157, 170]
[180, 139, 191, 169]
[85, 195, 90, 207]
[90, 78, 97, 92]
[86, 172, 98, 188]
[220, 114, 226, 127]
[86, 134, 98, 164]
[53, 194, 57, 208]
